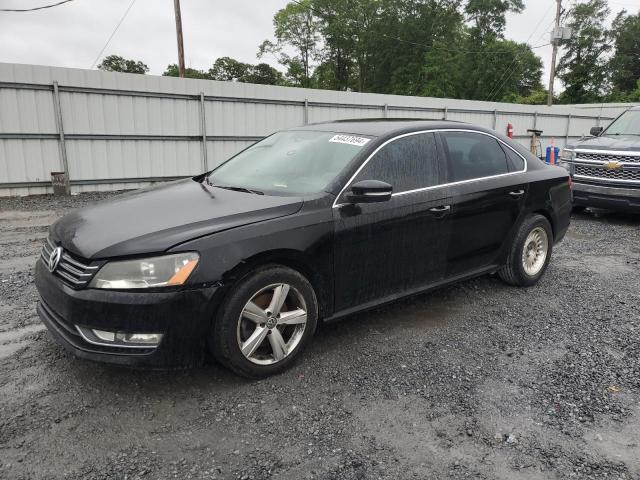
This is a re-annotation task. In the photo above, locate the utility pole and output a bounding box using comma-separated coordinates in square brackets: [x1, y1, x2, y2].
[547, 0, 563, 106]
[173, 0, 186, 78]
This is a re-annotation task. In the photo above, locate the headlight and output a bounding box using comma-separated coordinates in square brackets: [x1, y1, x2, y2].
[559, 148, 575, 171]
[89, 252, 199, 289]
[559, 148, 575, 161]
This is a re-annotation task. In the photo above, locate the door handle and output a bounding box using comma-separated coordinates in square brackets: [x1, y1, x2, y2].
[428, 205, 451, 214]
[509, 189, 525, 198]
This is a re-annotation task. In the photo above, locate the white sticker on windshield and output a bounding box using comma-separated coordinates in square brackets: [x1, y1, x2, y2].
[329, 134, 371, 147]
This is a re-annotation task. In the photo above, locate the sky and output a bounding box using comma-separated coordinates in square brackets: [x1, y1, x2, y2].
[0, 0, 637, 91]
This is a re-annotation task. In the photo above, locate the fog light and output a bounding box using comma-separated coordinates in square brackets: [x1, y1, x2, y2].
[75, 326, 163, 348]
[93, 329, 116, 342]
[116, 332, 163, 345]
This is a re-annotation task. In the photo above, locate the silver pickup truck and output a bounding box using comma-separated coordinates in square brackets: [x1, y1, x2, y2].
[560, 106, 640, 212]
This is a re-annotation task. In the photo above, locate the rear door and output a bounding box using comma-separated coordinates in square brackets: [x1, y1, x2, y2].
[437, 131, 527, 277]
[332, 132, 452, 313]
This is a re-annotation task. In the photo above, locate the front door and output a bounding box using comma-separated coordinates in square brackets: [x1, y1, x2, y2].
[332, 132, 452, 313]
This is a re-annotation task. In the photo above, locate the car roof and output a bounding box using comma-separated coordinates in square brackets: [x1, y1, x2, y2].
[293, 118, 475, 137]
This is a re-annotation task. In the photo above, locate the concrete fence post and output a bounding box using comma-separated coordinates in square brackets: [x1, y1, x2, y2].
[383, 103, 388, 118]
[304, 98, 309, 125]
[199, 92, 208, 171]
[52, 81, 71, 195]
[492, 109, 498, 130]
[443, 106, 448, 120]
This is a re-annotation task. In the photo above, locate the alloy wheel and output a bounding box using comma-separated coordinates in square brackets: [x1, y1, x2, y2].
[236, 283, 308, 365]
[521, 226, 549, 276]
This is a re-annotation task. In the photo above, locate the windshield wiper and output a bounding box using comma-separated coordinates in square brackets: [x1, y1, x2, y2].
[211, 184, 264, 195]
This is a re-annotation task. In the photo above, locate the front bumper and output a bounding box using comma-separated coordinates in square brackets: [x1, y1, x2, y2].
[573, 181, 640, 212]
[35, 259, 219, 368]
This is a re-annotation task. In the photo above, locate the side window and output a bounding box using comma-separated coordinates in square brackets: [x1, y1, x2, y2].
[500, 143, 526, 172]
[440, 132, 510, 182]
[351, 132, 439, 194]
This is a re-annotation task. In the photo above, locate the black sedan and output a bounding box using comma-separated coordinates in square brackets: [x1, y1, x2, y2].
[35, 120, 572, 378]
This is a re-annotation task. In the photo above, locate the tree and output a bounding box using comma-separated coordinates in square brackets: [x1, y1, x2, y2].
[259, 0, 544, 103]
[97, 55, 148, 74]
[162, 64, 210, 79]
[557, 0, 611, 104]
[608, 10, 640, 98]
[244, 63, 285, 85]
[208, 57, 250, 81]
[465, 0, 524, 40]
[259, 0, 320, 87]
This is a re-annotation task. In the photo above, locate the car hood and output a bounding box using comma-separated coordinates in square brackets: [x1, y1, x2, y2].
[50, 179, 304, 259]
[568, 134, 640, 152]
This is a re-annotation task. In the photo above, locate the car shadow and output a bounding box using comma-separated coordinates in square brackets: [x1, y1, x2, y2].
[572, 208, 640, 226]
[40, 277, 489, 395]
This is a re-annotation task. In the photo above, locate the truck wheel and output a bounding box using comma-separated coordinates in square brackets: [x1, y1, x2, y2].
[209, 265, 318, 378]
[499, 214, 553, 287]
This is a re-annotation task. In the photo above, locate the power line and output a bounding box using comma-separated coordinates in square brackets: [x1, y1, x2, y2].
[485, 0, 557, 102]
[0, 0, 73, 12]
[90, 0, 138, 69]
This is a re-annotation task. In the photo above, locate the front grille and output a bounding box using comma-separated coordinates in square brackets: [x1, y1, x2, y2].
[40, 238, 99, 288]
[576, 152, 640, 164]
[574, 164, 640, 183]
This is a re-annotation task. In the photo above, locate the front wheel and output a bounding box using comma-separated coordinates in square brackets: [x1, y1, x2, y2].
[209, 265, 318, 378]
[498, 214, 553, 287]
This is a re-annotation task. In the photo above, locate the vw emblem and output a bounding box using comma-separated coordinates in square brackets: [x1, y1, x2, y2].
[48, 246, 63, 273]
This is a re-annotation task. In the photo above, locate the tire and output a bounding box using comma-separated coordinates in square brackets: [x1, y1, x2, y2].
[209, 264, 318, 378]
[498, 214, 553, 287]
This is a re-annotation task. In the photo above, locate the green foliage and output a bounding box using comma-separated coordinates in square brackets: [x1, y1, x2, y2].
[608, 11, 640, 97]
[162, 64, 210, 79]
[162, 58, 285, 86]
[511, 89, 550, 105]
[244, 63, 286, 85]
[557, 0, 611, 104]
[97, 55, 148, 74]
[208, 57, 250, 81]
[465, 0, 524, 40]
[259, 0, 320, 87]
[133, 0, 638, 105]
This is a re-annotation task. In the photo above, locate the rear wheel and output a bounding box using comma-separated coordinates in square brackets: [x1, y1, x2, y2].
[209, 265, 318, 378]
[498, 214, 553, 287]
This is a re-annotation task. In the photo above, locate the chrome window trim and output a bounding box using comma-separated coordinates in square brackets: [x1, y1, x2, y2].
[333, 128, 527, 208]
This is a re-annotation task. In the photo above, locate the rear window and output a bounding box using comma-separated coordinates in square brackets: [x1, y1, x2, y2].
[440, 132, 511, 182]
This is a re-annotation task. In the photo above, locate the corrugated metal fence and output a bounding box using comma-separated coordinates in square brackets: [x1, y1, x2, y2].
[0, 62, 628, 197]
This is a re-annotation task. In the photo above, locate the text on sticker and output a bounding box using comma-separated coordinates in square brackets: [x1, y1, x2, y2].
[329, 135, 371, 147]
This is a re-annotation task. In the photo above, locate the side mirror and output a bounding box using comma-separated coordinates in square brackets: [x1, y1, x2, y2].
[590, 126, 604, 137]
[346, 180, 392, 203]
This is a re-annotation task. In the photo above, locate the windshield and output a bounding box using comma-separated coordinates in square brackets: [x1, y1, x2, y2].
[207, 130, 371, 195]
[604, 109, 640, 136]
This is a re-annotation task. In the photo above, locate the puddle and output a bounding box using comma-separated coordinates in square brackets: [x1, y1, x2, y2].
[562, 254, 635, 278]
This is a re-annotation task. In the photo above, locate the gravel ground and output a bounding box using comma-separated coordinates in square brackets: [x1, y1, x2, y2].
[0, 192, 639, 480]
